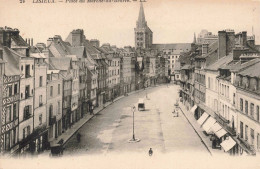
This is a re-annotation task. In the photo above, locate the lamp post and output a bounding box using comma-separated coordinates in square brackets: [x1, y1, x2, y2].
[128, 105, 140, 143]
[132, 106, 135, 140]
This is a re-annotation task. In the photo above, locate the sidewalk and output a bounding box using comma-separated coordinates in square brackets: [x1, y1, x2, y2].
[179, 102, 223, 156]
[49, 86, 157, 148]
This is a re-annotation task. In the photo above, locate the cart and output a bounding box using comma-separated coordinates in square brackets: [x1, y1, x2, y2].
[138, 99, 145, 111]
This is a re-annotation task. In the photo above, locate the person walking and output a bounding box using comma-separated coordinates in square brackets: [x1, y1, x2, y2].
[148, 148, 153, 156]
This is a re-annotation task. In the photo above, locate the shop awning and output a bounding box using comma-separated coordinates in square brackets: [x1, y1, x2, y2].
[197, 112, 209, 126]
[190, 105, 197, 114]
[202, 117, 216, 133]
[220, 137, 236, 152]
[210, 122, 222, 134]
[215, 129, 228, 138]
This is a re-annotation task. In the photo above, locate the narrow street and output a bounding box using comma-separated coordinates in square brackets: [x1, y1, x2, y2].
[64, 84, 208, 156]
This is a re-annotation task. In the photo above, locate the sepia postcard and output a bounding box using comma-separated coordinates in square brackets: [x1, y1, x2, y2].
[0, 0, 260, 168]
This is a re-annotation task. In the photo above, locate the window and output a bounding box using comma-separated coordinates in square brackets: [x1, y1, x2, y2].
[251, 128, 255, 145]
[58, 101, 61, 114]
[245, 125, 248, 141]
[257, 133, 260, 150]
[250, 103, 254, 118]
[7, 85, 12, 97]
[58, 84, 60, 95]
[240, 122, 243, 138]
[208, 77, 210, 89]
[25, 65, 30, 78]
[14, 84, 18, 94]
[39, 114, 42, 125]
[6, 106, 11, 123]
[5, 132, 10, 150]
[39, 95, 43, 107]
[23, 126, 30, 139]
[245, 101, 248, 115]
[227, 86, 229, 98]
[50, 86, 53, 97]
[257, 106, 259, 122]
[39, 76, 43, 87]
[233, 93, 236, 105]
[12, 128, 16, 145]
[13, 103, 17, 119]
[240, 98, 243, 112]
[49, 105, 53, 117]
[24, 105, 31, 120]
[25, 85, 30, 99]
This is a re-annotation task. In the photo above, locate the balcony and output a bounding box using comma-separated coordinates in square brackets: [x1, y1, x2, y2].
[214, 113, 236, 136]
[49, 116, 56, 126]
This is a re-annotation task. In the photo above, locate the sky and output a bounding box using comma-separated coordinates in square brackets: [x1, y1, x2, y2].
[0, 0, 259, 47]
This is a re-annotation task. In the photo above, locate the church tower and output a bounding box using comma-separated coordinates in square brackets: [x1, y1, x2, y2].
[134, 3, 153, 49]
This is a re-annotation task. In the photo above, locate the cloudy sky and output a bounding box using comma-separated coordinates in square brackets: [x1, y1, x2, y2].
[0, 0, 259, 47]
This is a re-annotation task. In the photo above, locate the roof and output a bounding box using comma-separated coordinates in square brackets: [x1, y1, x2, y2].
[47, 70, 60, 74]
[221, 58, 260, 72]
[181, 64, 192, 70]
[69, 46, 85, 59]
[49, 57, 72, 71]
[30, 53, 46, 59]
[152, 43, 191, 51]
[137, 3, 147, 29]
[196, 41, 219, 66]
[83, 41, 102, 59]
[66, 55, 77, 61]
[2, 47, 21, 76]
[205, 54, 233, 71]
[11, 35, 29, 47]
[238, 60, 260, 78]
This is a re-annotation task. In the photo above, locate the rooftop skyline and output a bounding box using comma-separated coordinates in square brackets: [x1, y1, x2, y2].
[0, 0, 259, 47]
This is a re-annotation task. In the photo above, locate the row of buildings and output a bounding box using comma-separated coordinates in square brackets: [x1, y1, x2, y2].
[0, 24, 170, 155]
[179, 29, 260, 156]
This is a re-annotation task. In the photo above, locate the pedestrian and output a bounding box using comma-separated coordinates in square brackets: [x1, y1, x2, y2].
[77, 132, 81, 143]
[90, 105, 94, 115]
[148, 148, 153, 156]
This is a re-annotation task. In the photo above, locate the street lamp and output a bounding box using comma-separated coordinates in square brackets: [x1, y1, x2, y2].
[128, 105, 140, 143]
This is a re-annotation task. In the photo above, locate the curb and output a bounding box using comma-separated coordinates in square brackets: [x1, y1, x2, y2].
[179, 104, 212, 156]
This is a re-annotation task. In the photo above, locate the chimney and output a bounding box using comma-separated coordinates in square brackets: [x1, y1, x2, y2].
[28, 38, 31, 46]
[202, 43, 209, 55]
[31, 38, 33, 46]
[47, 38, 53, 46]
[233, 48, 248, 61]
[247, 36, 255, 48]
[90, 39, 100, 48]
[25, 38, 27, 44]
[226, 29, 235, 54]
[242, 31, 247, 47]
[218, 30, 227, 59]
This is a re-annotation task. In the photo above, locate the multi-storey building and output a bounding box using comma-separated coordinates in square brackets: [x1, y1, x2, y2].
[123, 46, 136, 91]
[48, 57, 73, 131]
[18, 53, 35, 154]
[233, 56, 260, 155]
[46, 70, 63, 141]
[0, 50, 4, 153]
[30, 52, 48, 154]
[1, 47, 20, 154]
[120, 54, 132, 94]
[197, 29, 218, 45]
[100, 44, 120, 100]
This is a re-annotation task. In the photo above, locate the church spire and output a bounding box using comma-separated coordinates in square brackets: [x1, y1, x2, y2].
[193, 32, 197, 44]
[137, 2, 147, 28]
